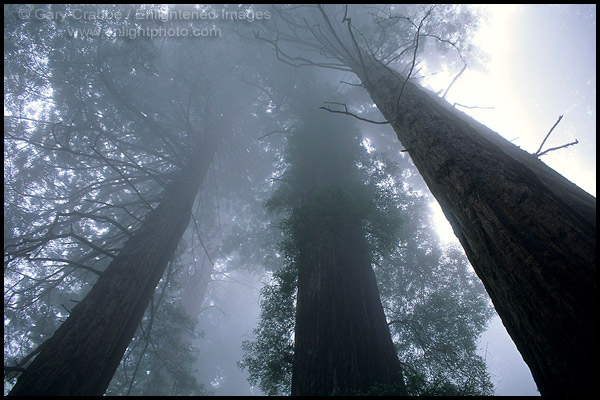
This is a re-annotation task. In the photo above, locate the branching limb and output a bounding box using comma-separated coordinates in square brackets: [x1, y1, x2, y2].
[91, 147, 154, 211]
[3, 339, 48, 380]
[531, 115, 579, 157]
[339, 80, 363, 87]
[535, 139, 579, 157]
[57, 211, 133, 238]
[258, 125, 298, 141]
[442, 63, 467, 99]
[396, 6, 436, 112]
[320, 102, 394, 125]
[253, 31, 351, 71]
[534, 115, 563, 155]
[27, 257, 104, 275]
[452, 102, 495, 110]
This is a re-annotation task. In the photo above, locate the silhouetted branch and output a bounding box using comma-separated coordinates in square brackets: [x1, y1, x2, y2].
[396, 6, 435, 112]
[91, 147, 154, 211]
[536, 139, 579, 157]
[320, 102, 394, 125]
[3, 340, 48, 380]
[28, 257, 104, 276]
[443, 63, 467, 99]
[4, 366, 27, 374]
[339, 80, 363, 87]
[534, 115, 563, 155]
[258, 125, 298, 140]
[452, 102, 495, 110]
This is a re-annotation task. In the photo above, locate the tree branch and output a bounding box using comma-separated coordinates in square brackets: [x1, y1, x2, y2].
[442, 62, 467, 99]
[258, 125, 298, 140]
[535, 139, 579, 157]
[319, 102, 394, 125]
[534, 115, 563, 155]
[452, 102, 495, 110]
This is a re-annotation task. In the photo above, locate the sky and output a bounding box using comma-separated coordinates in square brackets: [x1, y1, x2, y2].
[425, 4, 595, 396]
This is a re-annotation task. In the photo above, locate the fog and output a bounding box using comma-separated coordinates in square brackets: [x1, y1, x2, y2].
[4, 4, 595, 396]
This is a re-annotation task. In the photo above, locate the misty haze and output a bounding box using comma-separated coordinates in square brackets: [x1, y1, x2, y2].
[4, 4, 595, 396]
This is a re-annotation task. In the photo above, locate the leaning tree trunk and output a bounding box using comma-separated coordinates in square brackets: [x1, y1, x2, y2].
[354, 59, 596, 396]
[291, 204, 406, 396]
[8, 151, 215, 396]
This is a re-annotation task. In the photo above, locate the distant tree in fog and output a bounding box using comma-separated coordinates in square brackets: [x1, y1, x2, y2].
[240, 76, 494, 396]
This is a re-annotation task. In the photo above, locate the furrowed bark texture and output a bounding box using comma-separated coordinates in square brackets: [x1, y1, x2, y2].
[357, 61, 596, 396]
[291, 214, 405, 396]
[9, 155, 213, 396]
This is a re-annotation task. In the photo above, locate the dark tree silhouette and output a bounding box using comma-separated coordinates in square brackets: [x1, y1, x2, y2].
[8, 155, 214, 395]
[261, 82, 406, 395]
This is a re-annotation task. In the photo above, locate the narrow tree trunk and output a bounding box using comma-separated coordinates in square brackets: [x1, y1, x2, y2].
[9, 154, 214, 396]
[291, 211, 405, 396]
[356, 60, 596, 396]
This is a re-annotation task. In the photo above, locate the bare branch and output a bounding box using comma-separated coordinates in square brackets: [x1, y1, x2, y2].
[442, 63, 467, 99]
[535, 115, 563, 155]
[316, 5, 360, 68]
[320, 102, 393, 125]
[28, 257, 103, 276]
[253, 31, 351, 72]
[3, 337, 49, 380]
[339, 80, 363, 87]
[452, 102, 495, 110]
[4, 366, 27, 376]
[57, 211, 133, 238]
[535, 139, 579, 157]
[258, 125, 298, 140]
[91, 147, 154, 211]
[396, 6, 436, 112]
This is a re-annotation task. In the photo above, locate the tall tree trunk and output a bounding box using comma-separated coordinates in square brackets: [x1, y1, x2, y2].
[9, 152, 215, 396]
[355, 59, 596, 396]
[291, 203, 405, 396]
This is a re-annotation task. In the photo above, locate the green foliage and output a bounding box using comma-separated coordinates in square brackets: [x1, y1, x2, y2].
[377, 200, 496, 396]
[241, 111, 495, 394]
[239, 264, 296, 396]
[403, 367, 493, 396]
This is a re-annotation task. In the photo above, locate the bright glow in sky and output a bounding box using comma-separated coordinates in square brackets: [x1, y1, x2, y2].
[424, 4, 596, 196]
[429, 201, 457, 245]
[428, 4, 596, 242]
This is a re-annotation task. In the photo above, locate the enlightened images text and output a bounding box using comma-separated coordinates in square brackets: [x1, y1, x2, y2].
[135, 8, 271, 23]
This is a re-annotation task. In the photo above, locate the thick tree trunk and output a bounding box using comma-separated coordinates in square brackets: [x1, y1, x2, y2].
[291, 213, 405, 396]
[9, 154, 214, 396]
[356, 60, 596, 396]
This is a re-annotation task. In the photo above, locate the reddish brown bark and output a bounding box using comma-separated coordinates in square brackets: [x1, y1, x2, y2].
[291, 219, 406, 396]
[356, 59, 596, 396]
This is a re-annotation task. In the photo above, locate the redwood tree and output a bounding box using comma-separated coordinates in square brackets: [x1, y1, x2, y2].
[359, 57, 596, 396]
[263, 101, 406, 395]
